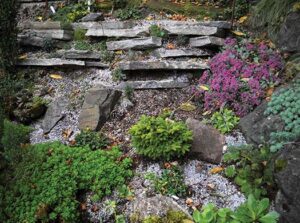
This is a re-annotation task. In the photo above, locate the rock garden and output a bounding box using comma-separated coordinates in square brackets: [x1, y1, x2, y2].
[0, 0, 299, 223]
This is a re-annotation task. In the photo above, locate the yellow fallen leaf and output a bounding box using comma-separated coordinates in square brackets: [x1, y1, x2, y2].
[202, 110, 211, 116]
[182, 220, 194, 223]
[238, 16, 248, 24]
[179, 102, 196, 112]
[232, 30, 246, 36]
[115, 50, 123, 55]
[241, 78, 250, 82]
[210, 166, 224, 174]
[36, 16, 43, 21]
[199, 85, 210, 91]
[50, 74, 63, 79]
[19, 54, 27, 60]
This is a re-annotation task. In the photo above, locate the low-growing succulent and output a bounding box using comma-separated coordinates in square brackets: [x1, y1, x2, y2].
[129, 115, 192, 160]
[210, 108, 240, 134]
[75, 129, 109, 150]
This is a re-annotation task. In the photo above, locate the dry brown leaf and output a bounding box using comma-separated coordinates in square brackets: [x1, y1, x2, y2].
[166, 43, 176, 49]
[19, 54, 28, 60]
[210, 166, 224, 174]
[238, 16, 248, 24]
[62, 129, 73, 139]
[266, 87, 274, 97]
[207, 183, 215, 190]
[186, 198, 193, 206]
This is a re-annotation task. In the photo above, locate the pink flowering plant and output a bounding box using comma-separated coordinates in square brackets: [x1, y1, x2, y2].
[195, 38, 284, 117]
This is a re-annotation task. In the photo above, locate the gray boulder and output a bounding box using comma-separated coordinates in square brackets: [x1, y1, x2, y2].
[42, 98, 68, 133]
[190, 36, 224, 48]
[239, 102, 285, 145]
[153, 48, 211, 58]
[186, 118, 225, 164]
[278, 12, 300, 52]
[106, 37, 162, 51]
[78, 87, 121, 131]
[81, 13, 104, 22]
[275, 141, 300, 223]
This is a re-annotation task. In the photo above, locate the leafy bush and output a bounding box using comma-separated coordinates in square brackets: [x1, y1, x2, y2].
[1, 142, 132, 222]
[51, 2, 88, 23]
[116, 7, 142, 20]
[74, 28, 87, 41]
[195, 38, 283, 117]
[145, 165, 187, 197]
[141, 210, 190, 223]
[264, 80, 300, 152]
[223, 145, 275, 199]
[210, 108, 240, 134]
[149, 24, 168, 38]
[193, 195, 279, 223]
[129, 115, 192, 160]
[75, 129, 109, 150]
[1, 120, 31, 164]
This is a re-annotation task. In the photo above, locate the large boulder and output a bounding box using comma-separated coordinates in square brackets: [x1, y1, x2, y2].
[278, 12, 300, 53]
[42, 97, 68, 134]
[239, 101, 285, 145]
[186, 118, 225, 164]
[275, 141, 300, 223]
[78, 87, 121, 131]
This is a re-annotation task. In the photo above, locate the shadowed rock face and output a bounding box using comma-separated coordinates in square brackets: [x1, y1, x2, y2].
[275, 141, 300, 223]
[186, 118, 225, 164]
[78, 87, 121, 131]
[278, 12, 300, 53]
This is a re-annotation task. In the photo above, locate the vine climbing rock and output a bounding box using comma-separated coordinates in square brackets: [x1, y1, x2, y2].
[186, 118, 225, 164]
[78, 86, 121, 131]
[275, 141, 300, 223]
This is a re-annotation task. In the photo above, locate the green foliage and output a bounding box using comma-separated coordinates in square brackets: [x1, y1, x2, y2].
[193, 195, 279, 223]
[141, 210, 190, 223]
[74, 28, 87, 41]
[101, 49, 115, 62]
[1, 120, 31, 164]
[125, 85, 134, 99]
[51, 2, 88, 23]
[223, 145, 275, 199]
[250, 0, 297, 41]
[116, 7, 142, 20]
[75, 129, 109, 150]
[112, 68, 126, 81]
[129, 115, 192, 160]
[1, 142, 132, 222]
[264, 80, 300, 152]
[145, 165, 187, 197]
[74, 40, 91, 50]
[210, 108, 240, 134]
[223, 0, 249, 19]
[149, 25, 168, 38]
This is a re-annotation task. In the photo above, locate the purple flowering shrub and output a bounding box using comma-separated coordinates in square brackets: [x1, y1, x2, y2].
[195, 38, 284, 117]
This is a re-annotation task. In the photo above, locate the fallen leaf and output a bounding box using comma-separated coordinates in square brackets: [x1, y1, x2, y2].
[238, 16, 248, 24]
[80, 203, 87, 211]
[19, 54, 28, 60]
[210, 166, 224, 174]
[202, 110, 211, 116]
[164, 162, 172, 169]
[36, 16, 43, 21]
[62, 129, 73, 139]
[241, 78, 250, 82]
[50, 74, 63, 79]
[186, 198, 193, 206]
[115, 50, 123, 55]
[166, 42, 176, 49]
[207, 183, 215, 190]
[266, 87, 274, 97]
[92, 205, 99, 212]
[232, 30, 246, 36]
[180, 102, 196, 112]
[199, 85, 210, 91]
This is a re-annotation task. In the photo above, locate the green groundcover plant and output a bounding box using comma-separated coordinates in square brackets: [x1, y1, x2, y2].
[210, 108, 240, 134]
[1, 142, 132, 223]
[193, 194, 279, 223]
[129, 115, 192, 160]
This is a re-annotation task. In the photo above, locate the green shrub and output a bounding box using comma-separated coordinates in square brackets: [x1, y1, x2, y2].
[75, 129, 109, 150]
[101, 49, 115, 62]
[1, 120, 31, 164]
[116, 7, 142, 20]
[141, 210, 190, 223]
[264, 80, 300, 152]
[223, 145, 275, 199]
[210, 108, 240, 134]
[74, 40, 92, 50]
[112, 68, 125, 81]
[125, 85, 134, 99]
[74, 28, 87, 41]
[51, 2, 88, 23]
[1, 142, 132, 222]
[145, 165, 187, 197]
[129, 115, 192, 160]
[149, 25, 168, 38]
[193, 195, 279, 223]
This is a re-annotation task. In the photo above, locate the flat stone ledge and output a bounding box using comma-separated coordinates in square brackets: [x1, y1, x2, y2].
[86, 26, 149, 38]
[106, 37, 162, 51]
[17, 58, 85, 67]
[57, 50, 101, 60]
[152, 48, 211, 58]
[118, 60, 208, 71]
[190, 36, 224, 47]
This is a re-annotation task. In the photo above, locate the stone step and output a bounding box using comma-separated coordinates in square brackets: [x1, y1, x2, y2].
[152, 48, 211, 58]
[118, 60, 208, 71]
[17, 58, 85, 67]
[86, 26, 149, 38]
[28, 29, 73, 40]
[107, 37, 162, 51]
[190, 36, 224, 48]
[57, 50, 101, 60]
[115, 75, 189, 89]
[20, 21, 66, 30]
[85, 61, 109, 68]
